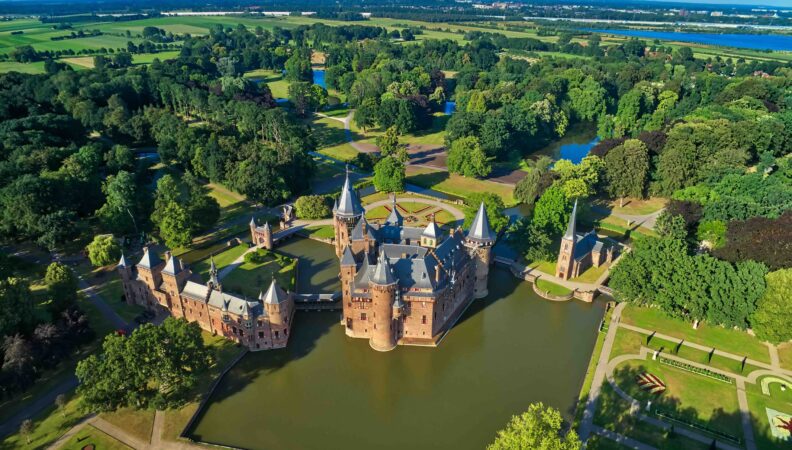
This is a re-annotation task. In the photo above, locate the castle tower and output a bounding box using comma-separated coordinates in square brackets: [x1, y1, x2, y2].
[464, 202, 496, 299]
[333, 167, 364, 257]
[161, 253, 189, 314]
[250, 217, 273, 250]
[369, 250, 398, 352]
[262, 278, 292, 327]
[421, 214, 442, 248]
[136, 247, 163, 291]
[555, 200, 578, 280]
[385, 194, 403, 227]
[117, 253, 136, 305]
[208, 257, 221, 291]
[340, 245, 357, 301]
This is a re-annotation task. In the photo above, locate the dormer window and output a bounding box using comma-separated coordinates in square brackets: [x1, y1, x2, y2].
[244, 320, 252, 329]
[222, 314, 230, 323]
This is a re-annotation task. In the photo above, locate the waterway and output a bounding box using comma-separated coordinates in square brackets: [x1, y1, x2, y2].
[188, 238, 605, 450]
[592, 29, 792, 51]
[532, 122, 599, 165]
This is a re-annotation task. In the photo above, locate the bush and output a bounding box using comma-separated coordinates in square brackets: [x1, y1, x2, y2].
[86, 234, 121, 267]
[244, 249, 270, 265]
[294, 195, 331, 220]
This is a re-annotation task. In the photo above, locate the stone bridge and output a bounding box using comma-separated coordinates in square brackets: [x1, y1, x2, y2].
[293, 291, 342, 311]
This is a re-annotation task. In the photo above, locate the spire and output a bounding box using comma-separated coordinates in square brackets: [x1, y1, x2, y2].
[563, 200, 578, 243]
[340, 245, 356, 266]
[422, 213, 441, 239]
[262, 278, 288, 304]
[137, 247, 162, 269]
[209, 256, 220, 288]
[335, 166, 363, 217]
[117, 252, 129, 268]
[371, 250, 396, 286]
[162, 254, 183, 275]
[262, 221, 271, 232]
[467, 202, 495, 243]
[385, 194, 402, 226]
[249, 216, 256, 227]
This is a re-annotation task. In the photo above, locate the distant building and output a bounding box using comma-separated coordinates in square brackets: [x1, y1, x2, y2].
[555, 201, 618, 281]
[118, 249, 294, 351]
[333, 172, 496, 351]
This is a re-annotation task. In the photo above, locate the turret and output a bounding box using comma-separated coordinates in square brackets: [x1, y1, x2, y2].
[250, 217, 273, 250]
[369, 250, 398, 352]
[555, 200, 578, 280]
[385, 194, 402, 227]
[208, 256, 221, 291]
[421, 214, 442, 248]
[117, 253, 136, 305]
[262, 278, 291, 326]
[333, 166, 364, 257]
[465, 202, 495, 299]
[161, 253, 188, 297]
[136, 247, 163, 290]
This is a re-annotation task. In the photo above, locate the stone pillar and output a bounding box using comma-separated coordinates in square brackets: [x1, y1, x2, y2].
[370, 284, 397, 351]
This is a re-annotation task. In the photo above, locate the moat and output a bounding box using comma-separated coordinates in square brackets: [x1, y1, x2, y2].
[188, 238, 605, 450]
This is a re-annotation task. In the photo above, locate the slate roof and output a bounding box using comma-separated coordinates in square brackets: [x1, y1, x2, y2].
[370, 249, 397, 286]
[385, 196, 403, 226]
[117, 253, 129, 268]
[563, 200, 579, 243]
[422, 216, 442, 239]
[162, 255, 185, 275]
[262, 279, 289, 304]
[467, 202, 495, 243]
[340, 245, 356, 266]
[137, 248, 162, 269]
[181, 280, 265, 317]
[334, 169, 363, 217]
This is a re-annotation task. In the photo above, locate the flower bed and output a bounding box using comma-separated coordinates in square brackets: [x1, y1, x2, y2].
[658, 357, 733, 384]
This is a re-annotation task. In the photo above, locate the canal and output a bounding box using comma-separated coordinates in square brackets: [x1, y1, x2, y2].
[188, 238, 605, 450]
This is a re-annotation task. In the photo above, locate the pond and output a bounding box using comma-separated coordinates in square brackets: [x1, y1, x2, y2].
[187, 238, 605, 450]
[444, 100, 456, 115]
[532, 122, 599, 165]
[592, 29, 792, 51]
[313, 69, 326, 89]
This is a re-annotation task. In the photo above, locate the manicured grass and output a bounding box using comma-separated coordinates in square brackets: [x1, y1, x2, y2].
[571, 263, 610, 284]
[778, 343, 792, 372]
[609, 327, 644, 359]
[60, 424, 132, 450]
[90, 273, 144, 323]
[621, 305, 772, 365]
[311, 116, 348, 149]
[191, 243, 248, 279]
[206, 182, 253, 223]
[317, 142, 360, 163]
[403, 113, 448, 147]
[132, 50, 181, 64]
[596, 215, 657, 239]
[535, 278, 572, 296]
[1, 392, 87, 450]
[574, 304, 611, 426]
[100, 407, 155, 444]
[243, 69, 289, 98]
[365, 200, 456, 228]
[744, 379, 792, 450]
[405, 166, 517, 206]
[221, 250, 297, 298]
[606, 197, 667, 216]
[527, 259, 557, 275]
[615, 358, 743, 438]
[301, 225, 335, 240]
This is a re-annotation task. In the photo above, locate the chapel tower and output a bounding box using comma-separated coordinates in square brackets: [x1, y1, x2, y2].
[555, 200, 578, 280]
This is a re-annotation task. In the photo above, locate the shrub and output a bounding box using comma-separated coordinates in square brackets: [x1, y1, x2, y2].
[295, 195, 331, 220]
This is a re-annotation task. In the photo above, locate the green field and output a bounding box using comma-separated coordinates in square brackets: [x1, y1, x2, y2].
[405, 166, 517, 206]
[221, 249, 297, 297]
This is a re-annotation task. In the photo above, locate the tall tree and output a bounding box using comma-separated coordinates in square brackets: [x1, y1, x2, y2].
[87, 234, 122, 267]
[751, 269, 792, 344]
[604, 139, 649, 206]
[447, 136, 491, 178]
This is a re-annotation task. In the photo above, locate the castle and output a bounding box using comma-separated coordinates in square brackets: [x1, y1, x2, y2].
[332, 173, 496, 351]
[117, 248, 295, 351]
[117, 171, 496, 352]
[555, 201, 617, 280]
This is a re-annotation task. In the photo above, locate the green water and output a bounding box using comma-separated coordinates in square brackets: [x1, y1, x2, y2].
[189, 239, 604, 450]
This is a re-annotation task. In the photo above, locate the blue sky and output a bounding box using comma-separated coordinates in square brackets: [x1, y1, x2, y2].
[647, 0, 792, 6]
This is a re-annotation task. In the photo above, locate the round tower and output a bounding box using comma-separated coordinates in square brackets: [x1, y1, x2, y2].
[465, 202, 496, 299]
[369, 251, 397, 352]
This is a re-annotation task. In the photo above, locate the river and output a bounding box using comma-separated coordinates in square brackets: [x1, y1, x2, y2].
[187, 238, 605, 450]
[592, 29, 792, 51]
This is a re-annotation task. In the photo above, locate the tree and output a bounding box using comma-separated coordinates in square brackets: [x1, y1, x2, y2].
[376, 126, 408, 162]
[288, 82, 326, 117]
[532, 185, 573, 237]
[97, 171, 138, 234]
[655, 212, 688, 241]
[45, 262, 78, 313]
[464, 193, 508, 234]
[713, 211, 792, 271]
[447, 136, 491, 178]
[295, 195, 331, 220]
[158, 202, 192, 249]
[373, 157, 405, 193]
[604, 139, 649, 206]
[87, 234, 121, 267]
[20, 419, 33, 444]
[514, 157, 554, 206]
[751, 269, 792, 344]
[0, 277, 34, 337]
[487, 402, 581, 450]
[354, 98, 378, 132]
[284, 49, 312, 83]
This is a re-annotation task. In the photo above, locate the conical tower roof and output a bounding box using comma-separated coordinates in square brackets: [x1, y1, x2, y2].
[262, 278, 289, 304]
[422, 214, 442, 239]
[138, 247, 162, 269]
[563, 200, 578, 243]
[117, 253, 129, 268]
[162, 254, 184, 275]
[340, 245, 356, 266]
[371, 250, 396, 286]
[385, 195, 402, 226]
[467, 202, 495, 243]
[335, 166, 363, 217]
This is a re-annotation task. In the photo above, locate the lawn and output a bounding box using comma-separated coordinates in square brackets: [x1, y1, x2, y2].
[603, 197, 667, 216]
[60, 424, 132, 450]
[405, 166, 517, 206]
[301, 225, 335, 240]
[527, 259, 557, 275]
[100, 407, 155, 443]
[311, 116, 349, 149]
[191, 243, 248, 279]
[206, 182, 253, 223]
[535, 278, 572, 296]
[594, 215, 657, 240]
[243, 68, 289, 98]
[621, 305, 772, 365]
[615, 359, 743, 439]
[317, 142, 359, 162]
[364, 200, 457, 228]
[220, 249, 297, 298]
[571, 263, 610, 284]
[1, 392, 87, 450]
[744, 379, 792, 450]
[778, 343, 792, 372]
[0, 60, 46, 74]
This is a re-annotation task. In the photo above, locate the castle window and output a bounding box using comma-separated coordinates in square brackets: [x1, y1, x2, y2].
[259, 332, 264, 338]
[275, 331, 280, 339]
[361, 313, 367, 321]
[422, 315, 427, 325]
